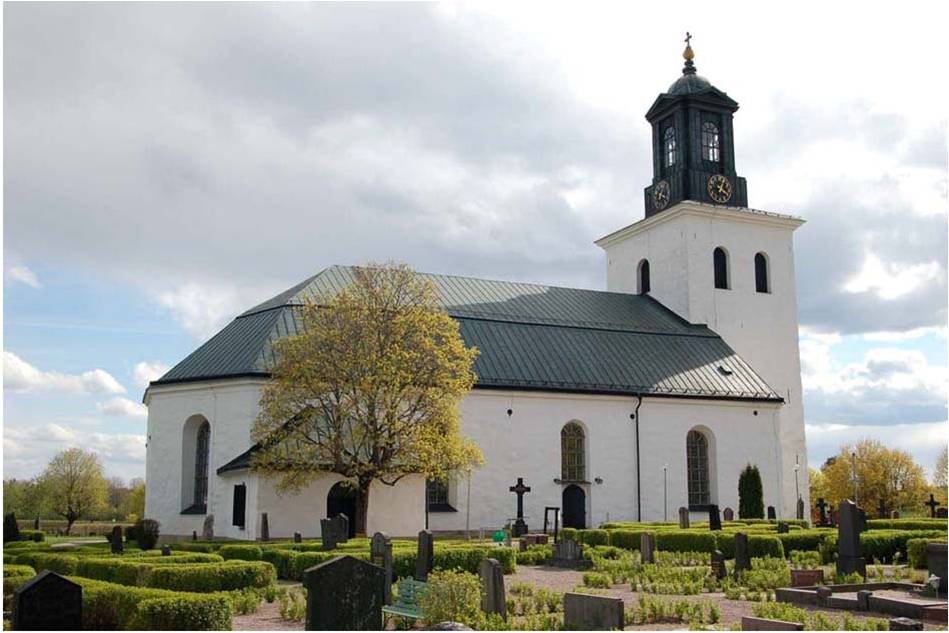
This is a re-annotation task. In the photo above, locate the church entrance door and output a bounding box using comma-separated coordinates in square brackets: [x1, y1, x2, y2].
[326, 482, 358, 538]
[562, 485, 586, 529]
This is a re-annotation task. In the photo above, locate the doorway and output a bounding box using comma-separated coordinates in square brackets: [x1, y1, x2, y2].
[327, 482, 358, 537]
[562, 484, 586, 529]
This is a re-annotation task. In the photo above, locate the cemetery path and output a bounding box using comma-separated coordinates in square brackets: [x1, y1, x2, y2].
[232, 599, 304, 631]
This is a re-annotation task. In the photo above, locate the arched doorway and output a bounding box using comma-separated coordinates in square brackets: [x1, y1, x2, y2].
[562, 485, 586, 529]
[327, 482, 358, 538]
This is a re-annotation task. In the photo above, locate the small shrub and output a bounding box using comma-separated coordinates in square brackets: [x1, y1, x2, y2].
[18, 530, 44, 542]
[582, 571, 612, 588]
[135, 519, 161, 551]
[789, 550, 821, 569]
[417, 569, 484, 629]
[278, 588, 306, 621]
[218, 544, 263, 561]
[134, 594, 232, 630]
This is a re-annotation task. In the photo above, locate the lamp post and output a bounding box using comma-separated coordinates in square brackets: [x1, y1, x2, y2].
[663, 463, 668, 522]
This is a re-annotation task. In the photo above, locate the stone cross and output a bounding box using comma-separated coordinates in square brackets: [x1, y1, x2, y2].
[479, 558, 506, 619]
[640, 533, 656, 564]
[734, 533, 751, 576]
[13, 571, 83, 631]
[509, 478, 531, 537]
[416, 529, 434, 581]
[815, 498, 829, 526]
[678, 506, 690, 529]
[925, 494, 940, 518]
[304, 555, 385, 630]
[708, 504, 722, 531]
[260, 512, 270, 542]
[370, 532, 393, 605]
[722, 507, 734, 521]
[767, 506, 776, 520]
[563, 592, 624, 631]
[836, 499, 867, 578]
[796, 498, 805, 521]
[110, 525, 124, 554]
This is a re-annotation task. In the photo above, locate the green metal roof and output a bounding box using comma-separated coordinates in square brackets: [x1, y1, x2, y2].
[154, 265, 781, 402]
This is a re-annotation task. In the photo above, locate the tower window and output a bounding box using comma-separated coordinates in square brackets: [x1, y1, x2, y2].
[687, 429, 711, 507]
[561, 422, 586, 482]
[713, 247, 729, 289]
[755, 253, 770, 293]
[663, 127, 677, 167]
[232, 484, 246, 528]
[638, 259, 650, 294]
[702, 122, 720, 162]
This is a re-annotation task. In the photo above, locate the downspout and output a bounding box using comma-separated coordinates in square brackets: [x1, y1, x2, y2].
[633, 395, 644, 521]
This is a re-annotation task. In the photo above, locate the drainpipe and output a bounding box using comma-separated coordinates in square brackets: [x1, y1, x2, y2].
[632, 395, 644, 521]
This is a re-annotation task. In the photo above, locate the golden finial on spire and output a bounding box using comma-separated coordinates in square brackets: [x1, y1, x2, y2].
[683, 32, 694, 61]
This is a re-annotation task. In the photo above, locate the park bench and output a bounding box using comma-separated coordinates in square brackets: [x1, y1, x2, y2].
[382, 577, 427, 622]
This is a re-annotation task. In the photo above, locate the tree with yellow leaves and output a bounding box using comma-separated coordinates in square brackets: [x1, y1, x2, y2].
[251, 263, 483, 534]
[820, 438, 927, 516]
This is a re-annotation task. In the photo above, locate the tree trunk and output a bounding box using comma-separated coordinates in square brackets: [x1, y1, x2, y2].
[65, 515, 77, 536]
[355, 479, 371, 536]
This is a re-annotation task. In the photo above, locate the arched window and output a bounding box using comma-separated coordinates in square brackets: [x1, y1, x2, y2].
[638, 259, 651, 294]
[687, 430, 710, 507]
[713, 247, 729, 289]
[194, 421, 210, 509]
[561, 422, 586, 482]
[702, 122, 720, 162]
[664, 127, 677, 167]
[755, 252, 770, 293]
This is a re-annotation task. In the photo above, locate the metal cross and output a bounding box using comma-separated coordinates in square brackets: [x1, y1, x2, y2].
[509, 478, 531, 519]
[925, 493, 940, 518]
[684, 32, 692, 46]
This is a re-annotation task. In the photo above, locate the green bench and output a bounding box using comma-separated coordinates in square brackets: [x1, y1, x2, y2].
[383, 577, 427, 621]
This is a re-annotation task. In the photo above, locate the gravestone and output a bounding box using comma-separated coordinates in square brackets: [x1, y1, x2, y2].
[925, 494, 940, 518]
[294, 532, 303, 543]
[889, 618, 924, 631]
[711, 550, 727, 580]
[563, 592, 624, 631]
[550, 539, 586, 568]
[740, 616, 804, 630]
[640, 533, 656, 564]
[856, 589, 872, 611]
[828, 507, 837, 527]
[110, 525, 124, 554]
[260, 513, 270, 542]
[777, 521, 790, 534]
[416, 529, 434, 581]
[815, 498, 829, 527]
[836, 500, 866, 578]
[708, 504, 722, 531]
[479, 558, 506, 619]
[734, 533, 751, 576]
[891, 510, 901, 520]
[13, 571, 82, 631]
[192, 530, 198, 542]
[723, 507, 734, 521]
[161, 544, 172, 556]
[796, 498, 805, 521]
[678, 506, 690, 529]
[202, 514, 214, 540]
[33, 517, 40, 531]
[303, 555, 384, 630]
[370, 532, 393, 605]
[938, 507, 948, 519]
[508, 478, 531, 537]
[926, 542, 947, 597]
[321, 514, 349, 551]
[767, 506, 776, 520]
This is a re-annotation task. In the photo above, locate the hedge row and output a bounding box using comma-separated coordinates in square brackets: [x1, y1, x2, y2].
[866, 519, 946, 531]
[148, 561, 275, 592]
[860, 529, 945, 563]
[74, 554, 225, 586]
[218, 544, 263, 561]
[13, 552, 78, 575]
[907, 537, 945, 568]
[573, 528, 786, 559]
[3, 565, 35, 578]
[136, 594, 232, 630]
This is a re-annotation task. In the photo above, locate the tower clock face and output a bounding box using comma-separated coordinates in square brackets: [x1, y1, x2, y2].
[707, 174, 733, 204]
[653, 180, 671, 210]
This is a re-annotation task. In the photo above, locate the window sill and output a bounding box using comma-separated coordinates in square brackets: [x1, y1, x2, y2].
[556, 479, 590, 485]
[688, 504, 714, 512]
[181, 504, 207, 515]
[427, 504, 457, 513]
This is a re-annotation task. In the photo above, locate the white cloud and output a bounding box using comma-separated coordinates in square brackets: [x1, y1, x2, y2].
[3, 350, 125, 394]
[132, 361, 171, 388]
[844, 253, 943, 301]
[155, 283, 248, 340]
[3, 422, 146, 480]
[862, 327, 948, 342]
[5, 265, 41, 288]
[97, 397, 148, 418]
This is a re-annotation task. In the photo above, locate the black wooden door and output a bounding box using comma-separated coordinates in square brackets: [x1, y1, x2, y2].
[562, 485, 586, 529]
[326, 483, 358, 537]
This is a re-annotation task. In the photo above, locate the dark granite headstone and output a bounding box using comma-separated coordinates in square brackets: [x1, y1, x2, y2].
[734, 533, 751, 576]
[13, 571, 82, 631]
[321, 514, 349, 551]
[926, 542, 947, 597]
[202, 514, 214, 540]
[767, 506, 776, 520]
[711, 550, 727, 581]
[260, 513, 270, 542]
[479, 558, 506, 619]
[796, 498, 805, 521]
[370, 532, 393, 605]
[416, 529, 434, 581]
[161, 544, 171, 556]
[33, 517, 40, 531]
[563, 592, 624, 631]
[110, 525, 124, 554]
[815, 497, 829, 527]
[708, 504, 722, 531]
[777, 521, 790, 534]
[937, 508, 948, 519]
[836, 500, 866, 577]
[303, 555, 384, 630]
[640, 533, 656, 564]
[294, 532, 303, 543]
[678, 506, 690, 529]
[192, 530, 197, 542]
[722, 507, 734, 521]
[889, 617, 924, 631]
[856, 589, 872, 611]
[890, 510, 901, 519]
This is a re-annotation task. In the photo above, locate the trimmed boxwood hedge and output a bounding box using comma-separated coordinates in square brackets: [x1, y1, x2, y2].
[714, 533, 784, 559]
[860, 529, 945, 563]
[147, 561, 275, 592]
[135, 594, 232, 630]
[17, 530, 45, 542]
[14, 552, 78, 575]
[576, 529, 610, 546]
[907, 537, 945, 568]
[866, 519, 946, 531]
[217, 544, 263, 561]
[3, 565, 35, 578]
[656, 531, 717, 553]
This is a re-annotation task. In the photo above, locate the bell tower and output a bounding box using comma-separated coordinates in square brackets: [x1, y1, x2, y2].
[644, 34, 748, 217]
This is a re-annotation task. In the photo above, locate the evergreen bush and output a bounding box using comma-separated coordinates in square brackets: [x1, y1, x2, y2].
[134, 519, 161, 551]
[3, 513, 19, 543]
[738, 464, 764, 519]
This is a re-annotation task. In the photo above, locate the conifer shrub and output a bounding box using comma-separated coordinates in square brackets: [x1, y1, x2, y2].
[3, 513, 19, 543]
[738, 464, 764, 519]
[134, 519, 161, 550]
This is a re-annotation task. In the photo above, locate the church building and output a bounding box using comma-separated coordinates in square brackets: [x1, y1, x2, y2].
[144, 41, 809, 540]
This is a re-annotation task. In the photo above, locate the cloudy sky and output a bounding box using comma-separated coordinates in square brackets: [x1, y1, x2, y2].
[4, 3, 947, 483]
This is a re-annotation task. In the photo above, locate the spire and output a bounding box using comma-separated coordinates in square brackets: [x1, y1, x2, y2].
[682, 32, 696, 75]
